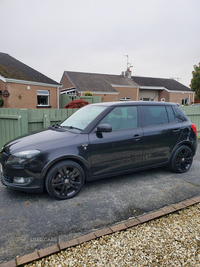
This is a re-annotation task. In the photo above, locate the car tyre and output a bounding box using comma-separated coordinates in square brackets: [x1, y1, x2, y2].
[45, 160, 85, 200]
[170, 145, 193, 173]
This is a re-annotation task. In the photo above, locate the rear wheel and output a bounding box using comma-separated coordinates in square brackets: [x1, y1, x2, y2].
[170, 145, 193, 173]
[45, 160, 85, 200]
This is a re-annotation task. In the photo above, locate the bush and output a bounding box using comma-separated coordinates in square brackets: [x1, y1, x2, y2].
[64, 99, 89, 109]
[85, 91, 93, 96]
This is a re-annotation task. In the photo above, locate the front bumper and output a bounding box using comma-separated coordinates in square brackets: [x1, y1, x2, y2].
[1, 165, 43, 193]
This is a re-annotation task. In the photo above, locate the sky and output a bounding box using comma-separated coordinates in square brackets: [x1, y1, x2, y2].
[1, 0, 200, 87]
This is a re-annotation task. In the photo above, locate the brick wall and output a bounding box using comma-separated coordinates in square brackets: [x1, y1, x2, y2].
[90, 93, 119, 102]
[158, 90, 170, 102]
[113, 86, 138, 101]
[1, 81, 58, 109]
[169, 92, 194, 105]
[60, 74, 74, 89]
[158, 90, 194, 105]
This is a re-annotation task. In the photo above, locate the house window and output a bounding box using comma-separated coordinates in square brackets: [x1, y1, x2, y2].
[37, 90, 49, 106]
[140, 98, 150, 101]
[120, 97, 131, 101]
[182, 98, 188, 105]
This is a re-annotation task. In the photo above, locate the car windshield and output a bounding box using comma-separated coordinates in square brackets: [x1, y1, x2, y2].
[60, 104, 107, 131]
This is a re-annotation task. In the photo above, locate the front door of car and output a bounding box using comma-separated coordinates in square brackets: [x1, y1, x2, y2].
[141, 105, 182, 166]
[88, 106, 143, 178]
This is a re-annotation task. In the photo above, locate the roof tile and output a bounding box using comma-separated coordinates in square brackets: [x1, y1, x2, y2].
[0, 52, 60, 85]
[132, 76, 192, 92]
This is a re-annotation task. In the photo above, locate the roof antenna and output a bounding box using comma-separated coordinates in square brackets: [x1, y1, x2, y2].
[123, 55, 133, 71]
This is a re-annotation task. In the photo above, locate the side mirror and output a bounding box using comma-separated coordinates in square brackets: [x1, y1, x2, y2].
[97, 124, 112, 133]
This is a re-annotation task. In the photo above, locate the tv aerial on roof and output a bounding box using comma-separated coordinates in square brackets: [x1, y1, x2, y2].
[123, 55, 133, 71]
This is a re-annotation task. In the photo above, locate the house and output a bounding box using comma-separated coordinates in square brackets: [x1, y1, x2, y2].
[132, 76, 194, 105]
[60, 71, 139, 102]
[0, 53, 61, 109]
[61, 70, 194, 105]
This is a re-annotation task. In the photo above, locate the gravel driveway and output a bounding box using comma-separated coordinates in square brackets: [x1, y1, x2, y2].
[24, 203, 200, 267]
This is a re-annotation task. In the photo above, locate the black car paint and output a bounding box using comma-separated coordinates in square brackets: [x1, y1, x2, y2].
[0, 101, 197, 195]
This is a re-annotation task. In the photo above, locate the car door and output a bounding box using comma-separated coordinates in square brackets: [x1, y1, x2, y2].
[88, 106, 143, 178]
[141, 105, 182, 166]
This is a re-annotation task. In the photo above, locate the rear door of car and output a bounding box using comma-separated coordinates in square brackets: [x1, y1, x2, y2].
[88, 105, 144, 178]
[141, 105, 182, 166]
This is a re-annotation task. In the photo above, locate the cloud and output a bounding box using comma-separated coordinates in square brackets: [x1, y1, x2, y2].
[1, 0, 200, 86]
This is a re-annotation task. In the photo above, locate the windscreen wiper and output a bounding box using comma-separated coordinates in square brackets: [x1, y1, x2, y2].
[63, 126, 82, 131]
[52, 124, 62, 128]
[48, 124, 63, 130]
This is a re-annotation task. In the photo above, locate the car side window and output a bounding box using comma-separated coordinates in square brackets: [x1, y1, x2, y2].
[100, 106, 138, 130]
[166, 106, 175, 123]
[142, 106, 168, 126]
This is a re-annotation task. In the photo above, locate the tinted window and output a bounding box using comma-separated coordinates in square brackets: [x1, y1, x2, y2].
[100, 106, 137, 130]
[174, 106, 188, 122]
[166, 106, 175, 123]
[142, 106, 168, 126]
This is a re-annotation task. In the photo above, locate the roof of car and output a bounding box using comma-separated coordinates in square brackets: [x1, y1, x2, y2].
[90, 101, 177, 107]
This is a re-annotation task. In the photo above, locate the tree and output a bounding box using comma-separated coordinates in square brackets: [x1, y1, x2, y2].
[191, 63, 200, 99]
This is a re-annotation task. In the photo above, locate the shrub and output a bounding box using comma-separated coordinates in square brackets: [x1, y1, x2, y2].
[85, 91, 93, 96]
[64, 99, 89, 109]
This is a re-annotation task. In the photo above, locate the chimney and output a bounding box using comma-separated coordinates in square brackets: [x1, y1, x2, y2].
[123, 55, 132, 79]
[125, 68, 132, 79]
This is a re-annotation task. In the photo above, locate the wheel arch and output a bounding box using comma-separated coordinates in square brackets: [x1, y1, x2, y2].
[169, 142, 194, 173]
[41, 155, 90, 187]
[170, 141, 196, 160]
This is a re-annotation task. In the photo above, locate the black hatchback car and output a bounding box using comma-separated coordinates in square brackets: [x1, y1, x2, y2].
[0, 101, 197, 200]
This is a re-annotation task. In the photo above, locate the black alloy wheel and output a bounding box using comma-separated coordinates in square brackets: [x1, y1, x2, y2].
[170, 145, 193, 173]
[45, 160, 85, 200]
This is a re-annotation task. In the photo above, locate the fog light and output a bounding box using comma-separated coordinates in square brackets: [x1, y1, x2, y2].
[13, 177, 33, 184]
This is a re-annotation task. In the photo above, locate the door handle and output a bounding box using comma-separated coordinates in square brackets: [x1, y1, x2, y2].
[133, 134, 141, 141]
[173, 129, 180, 133]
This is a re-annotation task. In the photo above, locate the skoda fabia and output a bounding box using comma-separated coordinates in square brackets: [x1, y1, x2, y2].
[0, 101, 197, 200]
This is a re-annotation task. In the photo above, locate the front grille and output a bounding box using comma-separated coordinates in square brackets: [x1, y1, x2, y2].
[2, 173, 11, 183]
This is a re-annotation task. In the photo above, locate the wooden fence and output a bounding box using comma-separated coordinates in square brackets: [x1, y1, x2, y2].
[0, 108, 77, 149]
[180, 106, 200, 136]
[0, 105, 200, 149]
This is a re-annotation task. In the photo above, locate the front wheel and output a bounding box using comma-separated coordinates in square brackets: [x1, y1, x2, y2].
[45, 160, 85, 200]
[170, 145, 193, 173]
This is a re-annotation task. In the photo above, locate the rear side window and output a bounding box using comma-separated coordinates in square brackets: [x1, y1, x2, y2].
[174, 106, 188, 122]
[142, 106, 171, 126]
[166, 106, 175, 123]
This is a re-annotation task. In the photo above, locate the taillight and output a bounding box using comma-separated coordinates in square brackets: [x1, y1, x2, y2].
[191, 123, 197, 136]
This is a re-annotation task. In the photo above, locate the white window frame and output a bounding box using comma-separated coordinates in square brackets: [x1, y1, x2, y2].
[120, 97, 131, 101]
[182, 98, 188, 105]
[37, 90, 49, 106]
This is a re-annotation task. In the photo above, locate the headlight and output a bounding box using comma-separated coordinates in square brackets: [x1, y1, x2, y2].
[7, 150, 41, 165]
